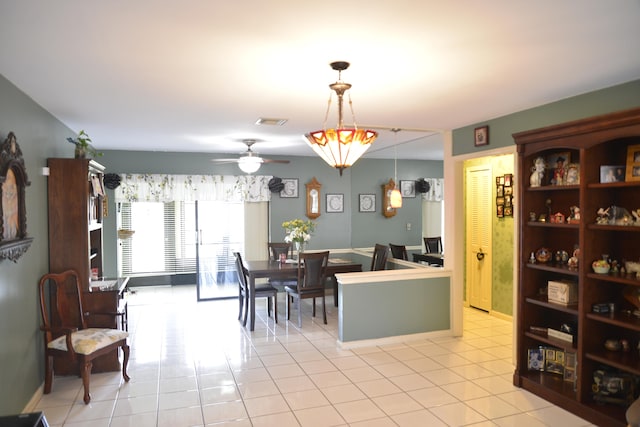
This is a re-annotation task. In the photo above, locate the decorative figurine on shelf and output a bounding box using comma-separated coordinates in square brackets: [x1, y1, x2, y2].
[567, 247, 579, 269]
[551, 212, 565, 223]
[529, 212, 537, 222]
[567, 206, 580, 224]
[552, 156, 566, 185]
[632, 209, 640, 226]
[530, 156, 546, 187]
[596, 207, 610, 224]
[598, 205, 634, 225]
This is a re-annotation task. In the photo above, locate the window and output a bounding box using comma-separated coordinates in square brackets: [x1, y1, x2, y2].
[118, 200, 243, 277]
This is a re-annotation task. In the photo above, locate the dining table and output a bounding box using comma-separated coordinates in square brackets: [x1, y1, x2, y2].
[412, 252, 444, 266]
[243, 253, 362, 331]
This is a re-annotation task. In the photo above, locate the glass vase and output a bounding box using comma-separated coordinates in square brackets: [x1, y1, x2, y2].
[294, 241, 306, 261]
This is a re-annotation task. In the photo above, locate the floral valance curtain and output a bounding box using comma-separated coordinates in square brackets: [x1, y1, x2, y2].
[421, 178, 444, 202]
[114, 173, 273, 203]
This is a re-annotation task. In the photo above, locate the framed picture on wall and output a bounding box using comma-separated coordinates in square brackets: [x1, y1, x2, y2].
[400, 180, 415, 198]
[358, 194, 376, 212]
[474, 126, 489, 147]
[326, 193, 344, 213]
[279, 178, 298, 198]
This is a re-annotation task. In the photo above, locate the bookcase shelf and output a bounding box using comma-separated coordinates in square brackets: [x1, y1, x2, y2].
[513, 107, 640, 427]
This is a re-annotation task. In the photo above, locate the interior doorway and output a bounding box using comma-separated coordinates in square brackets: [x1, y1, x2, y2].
[465, 164, 493, 312]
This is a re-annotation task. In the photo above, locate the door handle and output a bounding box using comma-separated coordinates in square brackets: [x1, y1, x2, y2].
[476, 249, 485, 261]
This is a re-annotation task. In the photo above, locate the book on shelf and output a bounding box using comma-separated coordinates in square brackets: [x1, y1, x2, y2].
[547, 328, 574, 343]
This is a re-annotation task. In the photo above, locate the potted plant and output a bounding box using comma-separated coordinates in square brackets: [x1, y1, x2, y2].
[67, 130, 102, 159]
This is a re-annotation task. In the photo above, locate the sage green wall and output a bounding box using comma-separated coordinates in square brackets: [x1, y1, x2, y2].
[0, 74, 76, 416]
[453, 79, 640, 156]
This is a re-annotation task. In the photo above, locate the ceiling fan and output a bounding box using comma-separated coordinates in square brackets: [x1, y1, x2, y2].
[211, 139, 290, 173]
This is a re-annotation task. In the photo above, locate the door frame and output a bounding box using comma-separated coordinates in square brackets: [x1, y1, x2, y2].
[444, 134, 518, 349]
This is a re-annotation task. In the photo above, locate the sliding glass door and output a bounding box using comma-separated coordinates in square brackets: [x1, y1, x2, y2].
[195, 200, 244, 301]
[117, 200, 244, 301]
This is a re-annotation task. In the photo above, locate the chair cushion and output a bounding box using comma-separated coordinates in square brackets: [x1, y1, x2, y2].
[48, 328, 129, 355]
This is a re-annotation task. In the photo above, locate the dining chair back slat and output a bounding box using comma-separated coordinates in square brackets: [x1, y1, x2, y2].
[424, 236, 443, 254]
[389, 243, 408, 260]
[371, 244, 389, 271]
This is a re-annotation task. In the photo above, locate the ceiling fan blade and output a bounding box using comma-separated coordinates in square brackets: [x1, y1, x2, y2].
[210, 158, 240, 164]
[262, 159, 290, 164]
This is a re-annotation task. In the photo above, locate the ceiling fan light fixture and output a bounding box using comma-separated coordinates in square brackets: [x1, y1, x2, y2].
[238, 155, 262, 173]
[304, 61, 377, 176]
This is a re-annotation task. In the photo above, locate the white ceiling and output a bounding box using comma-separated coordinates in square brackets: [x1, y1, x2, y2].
[1, 1, 639, 162]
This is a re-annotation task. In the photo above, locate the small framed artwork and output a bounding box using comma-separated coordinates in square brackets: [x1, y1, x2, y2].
[504, 196, 512, 207]
[399, 180, 416, 198]
[566, 163, 580, 185]
[625, 144, 640, 181]
[358, 194, 376, 213]
[504, 206, 513, 217]
[474, 126, 489, 147]
[546, 152, 570, 185]
[528, 347, 545, 371]
[496, 185, 504, 197]
[496, 196, 505, 206]
[504, 173, 513, 187]
[497, 205, 504, 218]
[496, 176, 504, 186]
[326, 193, 344, 213]
[600, 165, 625, 183]
[280, 178, 299, 198]
[504, 186, 513, 196]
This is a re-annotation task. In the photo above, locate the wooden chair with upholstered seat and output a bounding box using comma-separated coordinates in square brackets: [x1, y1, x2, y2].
[370, 244, 389, 271]
[388, 243, 408, 260]
[38, 270, 130, 404]
[424, 236, 443, 254]
[234, 252, 278, 326]
[285, 251, 330, 327]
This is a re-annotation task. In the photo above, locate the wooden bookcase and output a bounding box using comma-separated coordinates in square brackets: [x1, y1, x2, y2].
[513, 107, 640, 426]
[47, 158, 105, 287]
[47, 158, 126, 373]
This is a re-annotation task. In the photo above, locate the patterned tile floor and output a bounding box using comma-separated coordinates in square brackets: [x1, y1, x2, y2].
[34, 285, 594, 426]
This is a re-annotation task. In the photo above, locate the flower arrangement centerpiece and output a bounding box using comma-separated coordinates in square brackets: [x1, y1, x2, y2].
[282, 218, 316, 257]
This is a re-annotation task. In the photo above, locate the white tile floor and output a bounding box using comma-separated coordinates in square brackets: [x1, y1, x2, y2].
[34, 285, 595, 427]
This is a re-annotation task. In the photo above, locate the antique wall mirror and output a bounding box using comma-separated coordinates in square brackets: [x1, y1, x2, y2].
[0, 132, 33, 261]
[381, 178, 398, 218]
[305, 177, 321, 220]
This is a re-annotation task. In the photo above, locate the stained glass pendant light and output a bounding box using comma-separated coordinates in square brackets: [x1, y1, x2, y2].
[304, 61, 378, 176]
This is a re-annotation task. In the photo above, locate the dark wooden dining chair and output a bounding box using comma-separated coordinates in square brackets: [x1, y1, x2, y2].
[268, 242, 292, 261]
[285, 251, 330, 327]
[267, 242, 297, 289]
[234, 252, 278, 326]
[389, 243, 408, 260]
[424, 236, 443, 254]
[38, 270, 130, 404]
[370, 244, 389, 271]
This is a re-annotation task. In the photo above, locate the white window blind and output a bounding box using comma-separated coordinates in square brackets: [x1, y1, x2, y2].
[119, 200, 244, 276]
